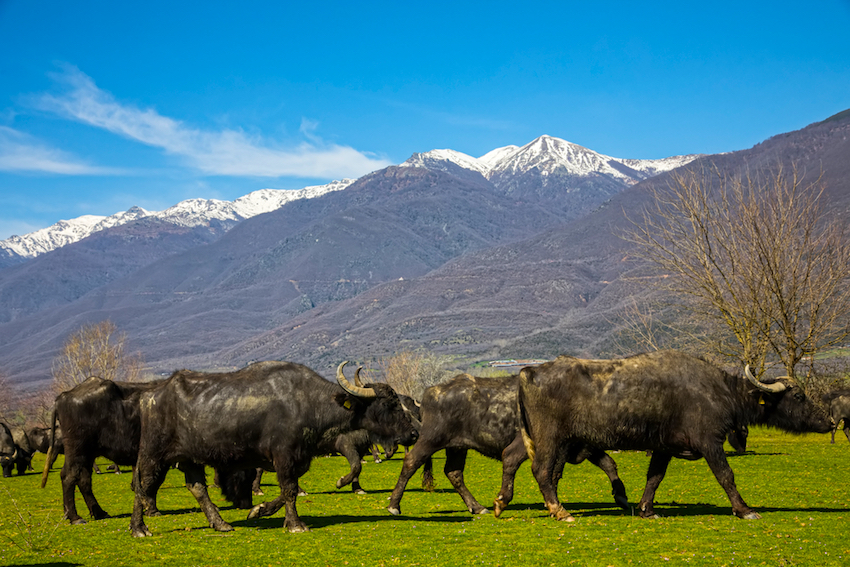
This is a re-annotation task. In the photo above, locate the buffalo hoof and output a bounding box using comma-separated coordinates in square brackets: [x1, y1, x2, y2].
[247, 505, 263, 520]
[550, 506, 574, 522]
[470, 506, 489, 515]
[131, 526, 153, 538]
[741, 511, 762, 520]
[144, 509, 162, 517]
[387, 506, 401, 516]
[70, 518, 87, 526]
[354, 489, 367, 495]
[335, 478, 346, 489]
[285, 519, 310, 533]
[212, 521, 234, 532]
[614, 494, 630, 511]
[253, 489, 265, 496]
[494, 499, 507, 518]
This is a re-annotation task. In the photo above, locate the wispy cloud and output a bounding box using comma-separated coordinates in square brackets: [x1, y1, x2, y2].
[36, 64, 392, 178]
[0, 126, 122, 175]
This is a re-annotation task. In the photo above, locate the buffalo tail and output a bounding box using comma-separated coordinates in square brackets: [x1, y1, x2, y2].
[40, 407, 57, 488]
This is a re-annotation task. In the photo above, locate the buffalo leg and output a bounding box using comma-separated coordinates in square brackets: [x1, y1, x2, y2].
[248, 455, 309, 533]
[444, 448, 487, 515]
[638, 451, 672, 519]
[530, 440, 574, 522]
[335, 442, 366, 494]
[252, 468, 264, 496]
[422, 455, 435, 491]
[494, 435, 529, 518]
[388, 442, 439, 515]
[843, 420, 850, 444]
[584, 448, 629, 510]
[702, 446, 759, 519]
[129, 458, 170, 537]
[182, 463, 233, 532]
[61, 459, 108, 524]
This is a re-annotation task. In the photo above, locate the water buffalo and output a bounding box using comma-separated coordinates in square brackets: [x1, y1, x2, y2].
[387, 373, 628, 518]
[1, 422, 21, 478]
[822, 388, 850, 444]
[0, 426, 35, 476]
[28, 426, 63, 470]
[41, 377, 250, 524]
[517, 351, 833, 521]
[129, 361, 418, 536]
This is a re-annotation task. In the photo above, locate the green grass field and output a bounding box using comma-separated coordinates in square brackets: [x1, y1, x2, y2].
[1, 428, 847, 566]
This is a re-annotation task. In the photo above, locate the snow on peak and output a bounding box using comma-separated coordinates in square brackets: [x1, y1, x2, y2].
[402, 135, 700, 185]
[401, 149, 489, 175]
[1, 179, 354, 259]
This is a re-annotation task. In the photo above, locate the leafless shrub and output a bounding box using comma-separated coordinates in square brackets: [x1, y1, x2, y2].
[364, 350, 454, 400]
[625, 163, 850, 392]
[51, 320, 144, 394]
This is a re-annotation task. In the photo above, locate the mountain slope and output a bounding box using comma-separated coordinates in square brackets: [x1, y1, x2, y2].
[205, 111, 850, 374]
[3, 116, 847, 388]
[0, 167, 564, 385]
[0, 180, 353, 263]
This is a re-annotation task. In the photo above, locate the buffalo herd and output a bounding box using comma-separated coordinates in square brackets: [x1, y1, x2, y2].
[2, 350, 844, 535]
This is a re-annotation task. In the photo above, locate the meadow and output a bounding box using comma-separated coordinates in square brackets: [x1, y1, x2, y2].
[0, 428, 847, 566]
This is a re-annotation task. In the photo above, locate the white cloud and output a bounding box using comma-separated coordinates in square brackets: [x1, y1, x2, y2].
[36, 65, 392, 178]
[0, 126, 122, 175]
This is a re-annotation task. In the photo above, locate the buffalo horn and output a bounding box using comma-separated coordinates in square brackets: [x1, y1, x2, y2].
[744, 365, 787, 393]
[353, 366, 365, 387]
[337, 361, 376, 398]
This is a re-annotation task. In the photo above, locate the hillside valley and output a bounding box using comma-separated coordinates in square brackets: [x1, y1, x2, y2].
[1, 118, 848, 388]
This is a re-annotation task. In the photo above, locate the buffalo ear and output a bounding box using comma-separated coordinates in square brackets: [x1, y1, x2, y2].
[334, 392, 357, 411]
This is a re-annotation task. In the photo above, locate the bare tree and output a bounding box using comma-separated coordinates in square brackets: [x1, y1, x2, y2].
[626, 164, 850, 391]
[51, 321, 144, 394]
[0, 373, 15, 423]
[365, 350, 453, 400]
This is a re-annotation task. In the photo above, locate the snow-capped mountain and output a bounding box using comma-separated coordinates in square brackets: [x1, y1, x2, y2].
[402, 135, 700, 185]
[0, 179, 353, 260]
[1, 135, 699, 264]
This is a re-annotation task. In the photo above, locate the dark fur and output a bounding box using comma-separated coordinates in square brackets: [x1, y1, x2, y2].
[387, 373, 628, 518]
[41, 378, 161, 524]
[29, 426, 64, 469]
[0, 422, 24, 478]
[518, 351, 833, 521]
[822, 389, 850, 444]
[129, 361, 418, 536]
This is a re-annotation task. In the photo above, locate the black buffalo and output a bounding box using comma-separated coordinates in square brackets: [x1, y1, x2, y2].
[517, 351, 833, 521]
[41, 377, 255, 524]
[130, 360, 418, 536]
[822, 389, 850, 444]
[1, 422, 24, 478]
[1, 425, 35, 476]
[41, 377, 164, 524]
[29, 426, 64, 470]
[387, 373, 628, 518]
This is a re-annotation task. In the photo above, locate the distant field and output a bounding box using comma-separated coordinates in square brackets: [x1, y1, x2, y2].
[1, 428, 848, 566]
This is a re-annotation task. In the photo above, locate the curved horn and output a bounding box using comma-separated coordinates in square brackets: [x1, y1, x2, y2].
[744, 365, 787, 393]
[353, 366, 365, 388]
[400, 403, 423, 430]
[337, 361, 376, 398]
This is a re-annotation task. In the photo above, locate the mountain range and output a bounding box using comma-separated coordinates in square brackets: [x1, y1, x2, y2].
[1, 118, 848, 389]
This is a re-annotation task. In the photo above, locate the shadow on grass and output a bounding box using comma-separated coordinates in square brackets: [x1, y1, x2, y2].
[527, 500, 850, 519]
[229, 512, 470, 531]
[4, 564, 82, 567]
[725, 451, 789, 457]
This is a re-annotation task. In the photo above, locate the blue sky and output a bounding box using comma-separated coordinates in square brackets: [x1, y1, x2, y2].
[1, 0, 848, 240]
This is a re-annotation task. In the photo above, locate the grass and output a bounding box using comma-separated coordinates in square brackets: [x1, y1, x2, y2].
[0, 428, 848, 566]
